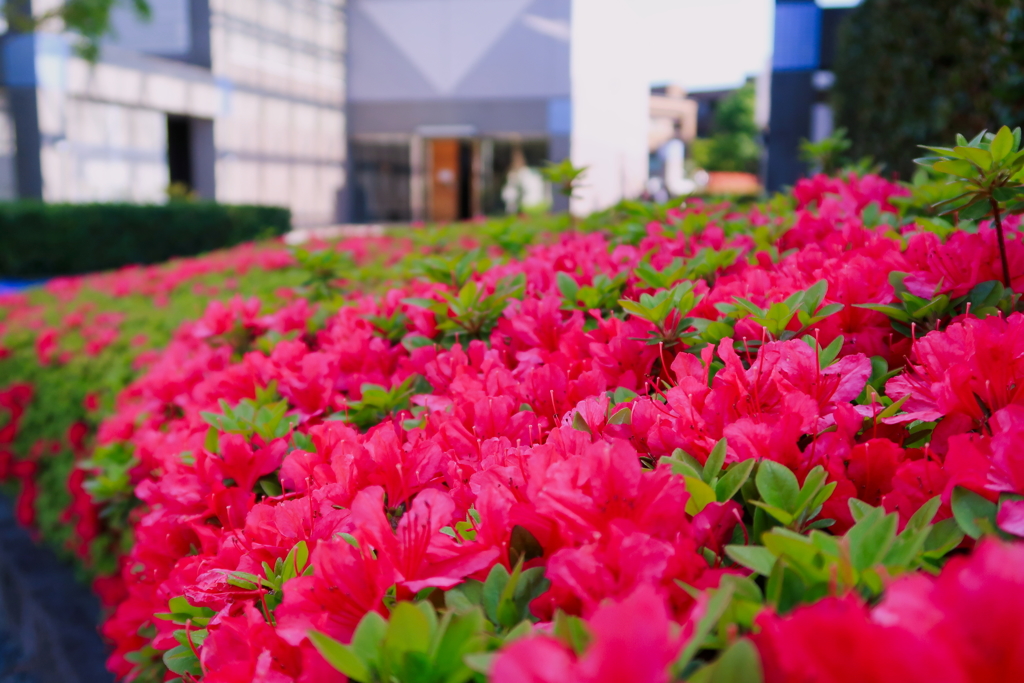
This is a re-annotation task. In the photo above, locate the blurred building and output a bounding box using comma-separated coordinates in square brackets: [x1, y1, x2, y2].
[764, 0, 857, 191]
[689, 87, 740, 139]
[0, 0, 652, 225]
[648, 84, 697, 198]
[347, 0, 649, 222]
[0, 0, 347, 226]
[649, 84, 697, 152]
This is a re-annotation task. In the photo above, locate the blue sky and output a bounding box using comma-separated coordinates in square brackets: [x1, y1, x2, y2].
[635, 0, 861, 92]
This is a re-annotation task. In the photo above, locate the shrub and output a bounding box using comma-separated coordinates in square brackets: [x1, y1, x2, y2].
[688, 82, 762, 175]
[834, 0, 1024, 177]
[3, 153, 1024, 683]
[0, 202, 291, 278]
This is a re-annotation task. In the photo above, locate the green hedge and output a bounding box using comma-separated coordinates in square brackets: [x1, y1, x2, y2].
[0, 202, 291, 278]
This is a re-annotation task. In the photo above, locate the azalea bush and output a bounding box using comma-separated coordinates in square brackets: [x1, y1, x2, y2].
[3, 131, 1024, 683]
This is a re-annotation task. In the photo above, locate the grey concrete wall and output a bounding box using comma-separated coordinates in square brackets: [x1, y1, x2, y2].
[350, 98, 550, 136]
[349, 0, 570, 103]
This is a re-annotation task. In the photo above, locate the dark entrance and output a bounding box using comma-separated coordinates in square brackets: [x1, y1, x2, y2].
[166, 115, 216, 199]
[167, 115, 193, 189]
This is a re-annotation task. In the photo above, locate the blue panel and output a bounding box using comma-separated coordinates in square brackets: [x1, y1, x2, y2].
[3, 35, 37, 87]
[3, 35, 70, 89]
[547, 97, 571, 134]
[773, 3, 822, 71]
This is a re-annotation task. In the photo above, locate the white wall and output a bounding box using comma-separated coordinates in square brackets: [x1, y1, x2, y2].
[569, 0, 649, 215]
[33, 46, 219, 203]
[210, 0, 347, 225]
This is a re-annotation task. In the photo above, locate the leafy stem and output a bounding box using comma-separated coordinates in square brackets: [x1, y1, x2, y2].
[989, 197, 1012, 288]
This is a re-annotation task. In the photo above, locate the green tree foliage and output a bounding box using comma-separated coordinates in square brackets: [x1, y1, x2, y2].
[5, 0, 151, 61]
[689, 82, 762, 174]
[834, 0, 1024, 178]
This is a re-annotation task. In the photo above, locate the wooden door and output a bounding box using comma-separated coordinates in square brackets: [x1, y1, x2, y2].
[429, 138, 459, 222]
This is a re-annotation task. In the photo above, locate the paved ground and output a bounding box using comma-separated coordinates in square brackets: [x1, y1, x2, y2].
[0, 633, 34, 683]
[0, 495, 112, 683]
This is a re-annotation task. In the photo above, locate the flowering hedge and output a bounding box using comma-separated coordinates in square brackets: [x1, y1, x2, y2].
[3, 170, 1024, 683]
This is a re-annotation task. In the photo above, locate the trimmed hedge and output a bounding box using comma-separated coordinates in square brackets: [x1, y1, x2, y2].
[0, 202, 291, 278]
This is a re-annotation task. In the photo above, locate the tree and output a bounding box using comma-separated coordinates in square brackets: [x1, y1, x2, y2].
[5, 0, 151, 61]
[689, 82, 762, 174]
[833, 0, 1024, 178]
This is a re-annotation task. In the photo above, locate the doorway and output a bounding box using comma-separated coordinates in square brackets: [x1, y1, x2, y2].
[428, 138, 473, 222]
[166, 115, 216, 199]
[167, 116, 192, 189]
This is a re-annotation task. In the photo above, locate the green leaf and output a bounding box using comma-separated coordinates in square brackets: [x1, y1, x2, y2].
[711, 638, 764, 683]
[204, 426, 219, 453]
[856, 303, 913, 323]
[684, 476, 718, 515]
[750, 500, 795, 525]
[664, 448, 705, 480]
[848, 498, 876, 522]
[725, 545, 777, 576]
[445, 580, 484, 614]
[432, 608, 486, 679]
[618, 299, 651, 319]
[991, 126, 1013, 163]
[510, 567, 550, 624]
[993, 186, 1024, 203]
[923, 518, 965, 557]
[818, 335, 844, 368]
[951, 486, 998, 539]
[732, 297, 766, 317]
[163, 645, 202, 677]
[910, 295, 950, 320]
[508, 525, 545, 568]
[792, 466, 827, 516]
[703, 439, 728, 482]
[571, 411, 592, 434]
[918, 145, 958, 159]
[805, 518, 835, 530]
[801, 280, 828, 311]
[846, 509, 898, 571]
[310, 630, 372, 682]
[671, 584, 735, 676]
[556, 272, 580, 302]
[876, 394, 910, 421]
[350, 611, 387, 665]
[959, 200, 991, 221]
[482, 564, 510, 625]
[932, 159, 979, 179]
[553, 611, 592, 656]
[716, 459, 755, 502]
[756, 461, 800, 512]
[402, 297, 443, 311]
[383, 602, 432, 655]
[259, 475, 282, 498]
[607, 407, 631, 425]
[904, 496, 941, 533]
[496, 561, 528, 628]
[954, 146, 992, 170]
[762, 529, 827, 581]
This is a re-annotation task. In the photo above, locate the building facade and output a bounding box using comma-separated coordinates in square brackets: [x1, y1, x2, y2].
[765, 0, 855, 192]
[347, 0, 649, 222]
[0, 0, 651, 225]
[0, 0, 347, 226]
